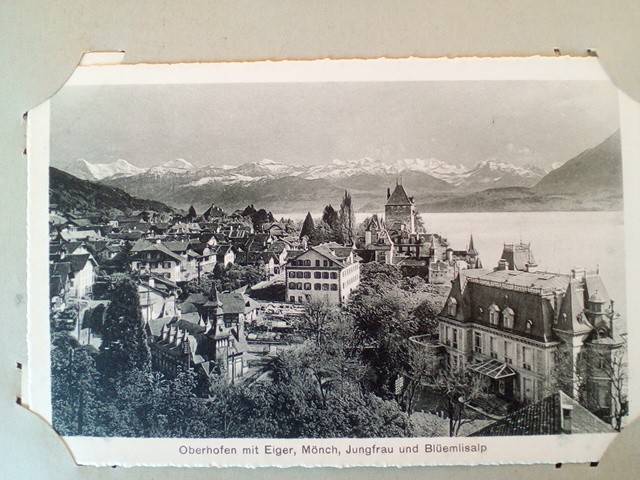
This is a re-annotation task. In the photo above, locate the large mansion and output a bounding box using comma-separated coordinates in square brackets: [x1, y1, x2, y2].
[438, 244, 625, 423]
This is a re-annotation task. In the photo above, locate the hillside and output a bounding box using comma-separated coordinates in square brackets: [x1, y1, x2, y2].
[49, 167, 174, 215]
[535, 130, 622, 195]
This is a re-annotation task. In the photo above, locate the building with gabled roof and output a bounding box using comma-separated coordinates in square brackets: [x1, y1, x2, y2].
[284, 242, 360, 305]
[469, 390, 614, 436]
[56, 252, 98, 298]
[130, 239, 185, 281]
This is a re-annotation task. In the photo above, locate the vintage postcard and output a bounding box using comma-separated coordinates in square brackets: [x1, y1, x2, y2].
[23, 57, 639, 467]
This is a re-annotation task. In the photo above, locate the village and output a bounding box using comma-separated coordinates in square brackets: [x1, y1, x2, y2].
[49, 181, 627, 437]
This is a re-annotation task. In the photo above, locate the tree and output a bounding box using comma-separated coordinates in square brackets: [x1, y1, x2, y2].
[300, 212, 315, 240]
[322, 204, 339, 230]
[187, 205, 197, 219]
[338, 190, 356, 245]
[308, 221, 335, 245]
[98, 277, 152, 380]
[430, 367, 486, 436]
[251, 208, 275, 231]
[51, 332, 102, 436]
[601, 338, 628, 431]
[297, 297, 339, 346]
[412, 293, 447, 336]
[400, 341, 441, 416]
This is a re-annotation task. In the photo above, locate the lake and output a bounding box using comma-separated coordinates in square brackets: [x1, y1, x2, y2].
[280, 210, 627, 316]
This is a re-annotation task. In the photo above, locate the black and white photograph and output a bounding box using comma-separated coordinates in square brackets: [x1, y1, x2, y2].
[28, 57, 632, 466]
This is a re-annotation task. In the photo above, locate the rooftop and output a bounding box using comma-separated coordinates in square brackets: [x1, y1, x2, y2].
[386, 183, 412, 206]
[465, 268, 570, 295]
[470, 391, 614, 436]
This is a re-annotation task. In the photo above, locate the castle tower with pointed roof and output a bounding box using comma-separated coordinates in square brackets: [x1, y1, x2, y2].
[385, 180, 417, 234]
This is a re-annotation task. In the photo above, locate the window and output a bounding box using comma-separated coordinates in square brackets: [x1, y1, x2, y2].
[526, 319, 533, 332]
[288, 282, 296, 290]
[289, 271, 296, 278]
[163, 262, 171, 268]
[296, 272, 303, 278]
[298, 296, 303, 303]
[444, 326, 451, 346]
[304, 272, 311, 279]
[304, 260, 311, 266]
[330, 284, 338, 291]
[314, 272, 321, 279]
[474, 332, 482, 354]
[522, 346, 533, 371]
[289, 296, 295, 302]
[314, 283, 321, 291]
[504, 341, 513, 364]
[489, 337, 497, 359]
[452, 329, 458, 349]
[322, 284, 329, 291]
[315, 260, 320, 267]
[523, 377, 534, 402]
[448, 298, 458, 317]
[503, 307, 514, 329]
[330, 272, 338, 279]
[323, 260, 329, 267]
[322, 272, 329, 279]
[304, 283, 311, 290]
[151, 262, 158, 269]
[489, 304, 499, 325]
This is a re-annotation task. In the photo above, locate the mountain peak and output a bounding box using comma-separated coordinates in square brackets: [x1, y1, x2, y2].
[60, 157, 145, 181]
[161, 158, 195, 170]
[147, 158, 196, 175]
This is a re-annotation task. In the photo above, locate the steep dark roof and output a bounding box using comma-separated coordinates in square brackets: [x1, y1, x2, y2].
[500, 242, 537, 271]
[67, 254, 95, 273]
[386, 184, 412, 206]
[470, 391, 614, 436]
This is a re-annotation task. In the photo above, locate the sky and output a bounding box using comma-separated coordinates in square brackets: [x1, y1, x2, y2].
[50, 80, 620, 170]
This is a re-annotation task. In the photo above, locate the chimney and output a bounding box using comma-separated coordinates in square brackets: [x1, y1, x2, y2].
[497, 259, 509, 271]
[387, 187, 391, 200]
[571, 267, 586, 280]
[561, 404, 574, 434]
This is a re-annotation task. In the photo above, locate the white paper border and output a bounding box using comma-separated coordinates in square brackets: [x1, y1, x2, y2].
[25, 57, 640, 468]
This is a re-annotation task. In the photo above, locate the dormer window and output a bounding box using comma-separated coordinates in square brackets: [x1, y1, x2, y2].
[447, 298, 457, 317]
[489, 304, 500, 326]
[502, 307, 514, 329]
[526, 319, 533, 332]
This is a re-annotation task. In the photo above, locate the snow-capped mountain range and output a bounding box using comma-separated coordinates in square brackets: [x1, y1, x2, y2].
[51, 132, 621, 213]
[59, 156, 549, 188]
[63, 158, 146, 181]
[55, 156, 556, 212]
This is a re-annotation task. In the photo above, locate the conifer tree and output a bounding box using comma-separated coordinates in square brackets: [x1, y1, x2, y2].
[338, 190, 356, 245]
[187, 205, 197, 219]
[98, 277, 152, 379]
[300, 212, 315, 240]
